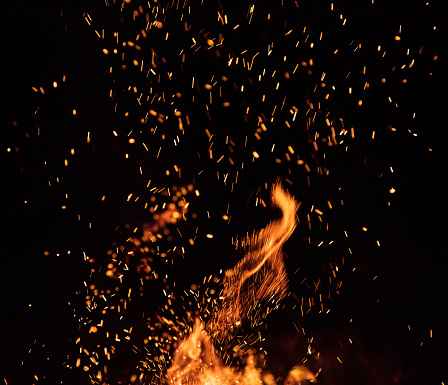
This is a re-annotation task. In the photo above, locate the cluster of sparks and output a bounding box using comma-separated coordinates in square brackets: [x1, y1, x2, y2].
[4, 0, 441, 384]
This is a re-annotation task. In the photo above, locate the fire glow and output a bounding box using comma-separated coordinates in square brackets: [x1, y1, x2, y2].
[166, 183, 316, 384]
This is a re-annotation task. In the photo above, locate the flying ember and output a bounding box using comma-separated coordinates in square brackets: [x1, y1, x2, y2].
[3, 0, 443, 384]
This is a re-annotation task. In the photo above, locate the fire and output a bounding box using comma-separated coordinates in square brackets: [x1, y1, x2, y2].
[167, 319, 238, 385]
[208, 183, 298, 357]
[167, 183, 307, 384]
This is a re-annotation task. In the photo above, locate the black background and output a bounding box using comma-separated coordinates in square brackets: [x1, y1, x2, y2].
[2, 0, 447, 384]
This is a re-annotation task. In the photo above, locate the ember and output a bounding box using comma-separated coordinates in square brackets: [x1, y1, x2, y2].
[3, 1, 445, 384]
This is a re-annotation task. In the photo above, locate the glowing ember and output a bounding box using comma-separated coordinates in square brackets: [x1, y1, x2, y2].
[3, 1, 443, 384]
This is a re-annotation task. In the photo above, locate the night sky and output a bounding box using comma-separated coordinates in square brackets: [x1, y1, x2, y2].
[2, 1, 447, 384]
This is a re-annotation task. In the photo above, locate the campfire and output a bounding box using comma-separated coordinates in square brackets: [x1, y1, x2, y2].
[5, 1, 443, 384]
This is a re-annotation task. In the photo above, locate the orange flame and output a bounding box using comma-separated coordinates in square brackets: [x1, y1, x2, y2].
[208, 183, 298, 355]
[167, 183, 301, 384]
[167, 319, 236, 385]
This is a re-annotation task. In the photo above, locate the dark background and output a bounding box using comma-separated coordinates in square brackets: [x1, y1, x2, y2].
[2, 0, 447, 384]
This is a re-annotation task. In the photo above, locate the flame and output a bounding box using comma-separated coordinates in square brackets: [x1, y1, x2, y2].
[167, 183, 302, 384]
[211, 183, 298, 334]
[167, 319, 264, 385]
[166, 319, 238, 385]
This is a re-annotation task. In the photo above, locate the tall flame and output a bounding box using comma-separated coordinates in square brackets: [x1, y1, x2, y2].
[167, 183, 300, 385]
[208, 183, 298, 353]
